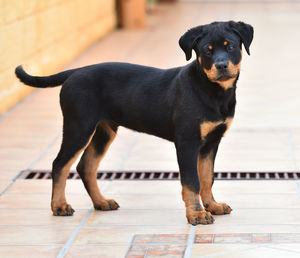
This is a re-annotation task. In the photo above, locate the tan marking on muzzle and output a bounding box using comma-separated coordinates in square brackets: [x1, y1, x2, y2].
[200, 120, 222, 140]
[203, 64, 218, 82]
[204, 60, 241, 90]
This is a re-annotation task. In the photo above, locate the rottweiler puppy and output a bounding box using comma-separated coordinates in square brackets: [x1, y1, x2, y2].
[15, 21, 253, 225]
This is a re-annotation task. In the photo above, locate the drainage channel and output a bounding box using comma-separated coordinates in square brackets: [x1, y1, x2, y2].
[19, 170, 300, 180]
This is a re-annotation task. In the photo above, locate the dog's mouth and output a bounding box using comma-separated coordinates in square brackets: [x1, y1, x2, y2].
[216, 73, 235, 82]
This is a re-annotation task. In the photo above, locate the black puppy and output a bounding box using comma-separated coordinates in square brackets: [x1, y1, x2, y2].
[16, 21, 253, 225]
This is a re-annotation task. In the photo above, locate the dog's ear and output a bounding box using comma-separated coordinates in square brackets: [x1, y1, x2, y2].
[229, 21, 253, 55]
[179, 26, 204, 61]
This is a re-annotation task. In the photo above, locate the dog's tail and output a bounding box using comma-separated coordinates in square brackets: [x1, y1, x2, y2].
[15, 65, 81, 88]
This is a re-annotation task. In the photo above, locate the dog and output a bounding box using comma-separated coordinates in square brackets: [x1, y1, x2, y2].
[15, 21, 253, 225]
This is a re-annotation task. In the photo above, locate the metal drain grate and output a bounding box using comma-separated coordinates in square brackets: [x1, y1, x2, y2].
[19, 170, 300, 180]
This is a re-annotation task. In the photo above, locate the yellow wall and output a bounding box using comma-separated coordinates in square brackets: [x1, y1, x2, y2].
[0, 0, 117, 115]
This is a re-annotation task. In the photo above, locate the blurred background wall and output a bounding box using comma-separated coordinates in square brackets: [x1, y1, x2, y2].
[0, 0, 117, 115]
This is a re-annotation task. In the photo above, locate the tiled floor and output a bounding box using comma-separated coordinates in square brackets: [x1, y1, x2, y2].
[1, 1, 300, 258]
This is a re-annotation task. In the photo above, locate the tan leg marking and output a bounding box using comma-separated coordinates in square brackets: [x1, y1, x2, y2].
[200, 121, 222, 140]
[51, 132, 95, 216]
[51, 149, 85, 215]
[77, 123, 119, 211]
[182, 186, 214, 225]
[200, 118, 233, 140]
[198, 153, 232, 215]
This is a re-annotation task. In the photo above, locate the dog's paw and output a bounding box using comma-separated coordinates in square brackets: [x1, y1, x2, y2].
[94, 199, 120, 211]
[186, 210, 214, 225]
[52, 203, 75, 216]
[205, 202, 232, 215]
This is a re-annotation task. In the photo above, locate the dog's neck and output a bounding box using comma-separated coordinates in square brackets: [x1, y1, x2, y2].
[187, 60, 237, 119]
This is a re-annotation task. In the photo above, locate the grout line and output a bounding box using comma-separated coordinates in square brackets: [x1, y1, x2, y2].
[58, 132, 137, 258]
[56, 208, 92, 258]
[184, 225, 195, 258]
[56, 181, 112, 258]
[124, 235, 135, 258]
[0, 133, 61, 196]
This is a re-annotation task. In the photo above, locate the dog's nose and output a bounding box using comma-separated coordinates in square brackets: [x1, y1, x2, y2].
[215, 61, 228, 71]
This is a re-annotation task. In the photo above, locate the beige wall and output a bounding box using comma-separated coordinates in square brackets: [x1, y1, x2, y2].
[0, 0, 117, 115]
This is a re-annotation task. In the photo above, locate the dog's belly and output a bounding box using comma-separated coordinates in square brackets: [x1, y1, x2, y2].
[113, 113, 175, 142]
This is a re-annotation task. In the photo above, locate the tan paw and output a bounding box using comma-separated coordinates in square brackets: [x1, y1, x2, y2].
[186, 210, 215, 225]
[94, 199, 120, 211]
[204, 202, 232, 215]
[52, 203, 75, 216]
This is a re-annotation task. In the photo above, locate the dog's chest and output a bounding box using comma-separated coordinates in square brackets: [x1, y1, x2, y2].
[200, 118, 233, 140]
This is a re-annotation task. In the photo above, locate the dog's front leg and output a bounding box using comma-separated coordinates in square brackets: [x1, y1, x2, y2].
[198, 148, 232, 215]
[175, 140, 214, 225]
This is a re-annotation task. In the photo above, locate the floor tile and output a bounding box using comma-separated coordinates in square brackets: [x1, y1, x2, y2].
[0, 193, 92, 210]
[73, 225, 190, 245]
[0, 180, 11, 193]
[216, 246, 300, 258]
[6, 180, 106, 195]
[105, 181, 182, 195]
[215, 130, 295, 171]
[271, 233, 300, 243]
[211, 181, 299, 194]
[0, 225, 76, 244]
[0, 245, 62, 258]
[132, 234, 188, 245]
[213, 193, 300, 209]
[194, 233, 300, 244]
[211, 209, 300, 226]
[85, 209, 187, 226]
[190, 244, 255, 258]
[266, 244, 300, 253]
[65, 245, 129, 258]
[126, 244, 186, 258]
[108, 193, 185, 210]
[0, 209, 87, 225]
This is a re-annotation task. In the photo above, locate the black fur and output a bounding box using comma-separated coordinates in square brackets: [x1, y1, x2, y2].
[15, 21, 253, 219]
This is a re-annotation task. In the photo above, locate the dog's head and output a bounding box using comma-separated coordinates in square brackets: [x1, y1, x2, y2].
[179, 21, 253, 88]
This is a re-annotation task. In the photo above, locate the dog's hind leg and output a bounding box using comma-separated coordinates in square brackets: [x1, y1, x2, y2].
[51, 118, 97, 216]
[76, 121, 119, 211]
